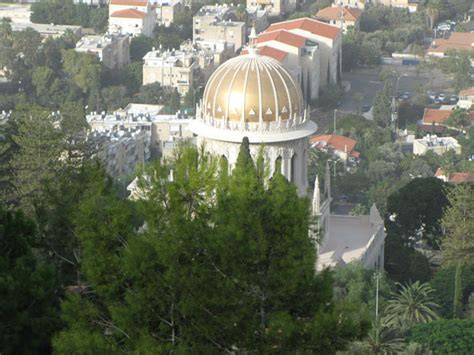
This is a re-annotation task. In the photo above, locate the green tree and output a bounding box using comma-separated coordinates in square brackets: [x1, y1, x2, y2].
[386, 177, 449, 248]
[130, 35, 153, 61]
[373, 79, 393, 128]
[435, 49, 474, 92]
[441, 184, 474, 267]
[430, 265, 474, 318]
[54, 144, 370, 353]
[3, 105, 63, 214]
[407, 318, 474, 355]
[446, 109, 470, 129]
[0, 207, 60, 354]
[62, 49, 101, 95]
[383, 281, 439, 330]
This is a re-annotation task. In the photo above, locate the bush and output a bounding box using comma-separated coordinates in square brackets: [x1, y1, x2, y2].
[407, 318, 474, 355]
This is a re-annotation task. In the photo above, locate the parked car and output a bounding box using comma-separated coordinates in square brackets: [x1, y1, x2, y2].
[428, 92, 437, 100]
[437, 23, 451, 31]
[434, 98, 443, 105]
[438, 93, 446, 99]
[449, 95, 458, 103]
[362, 104, 371, 113]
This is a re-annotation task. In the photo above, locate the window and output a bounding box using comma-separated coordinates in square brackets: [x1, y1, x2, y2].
[290, 154, 297, 183]
[275, 156, 282, 175]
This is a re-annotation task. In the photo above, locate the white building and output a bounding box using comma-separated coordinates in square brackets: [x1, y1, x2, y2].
[313, 166, 386, 271]
[75, 34, 130, 69]
[193, 4, 246, 52]
[263, 18, 342, 93]
[253, 28, 321, 102]
[246, 0, 296, 17]
[87, 104, 194, 159]
[190, 40, 317, 196]
[142, 48, 198, 96]
[109, 0, 156, 37]
[333, 0, 369, 9]
[152, 0, 184, 27]
[89, 129, 151, 177]
[413, 135, 461, 156]
[458, 88, 474, 110]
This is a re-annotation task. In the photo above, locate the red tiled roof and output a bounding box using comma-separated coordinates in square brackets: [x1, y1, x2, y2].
[422, 108, 451, 124]
[449, 173, 474, 183]
[110, 0, 148, 5]
[241, 46, 288, 62]
[316, 6, 362, 22]
[310, 134, 358, 155]
[257, 29, 307, 48]
[459, 88, 474, 97]
[110, 8, 147, 19]
[265, 18, 341, 40]
[429, 32, 474, 54]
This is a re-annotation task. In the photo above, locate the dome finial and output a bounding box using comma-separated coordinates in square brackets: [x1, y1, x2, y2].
[248, 22, 258, 56]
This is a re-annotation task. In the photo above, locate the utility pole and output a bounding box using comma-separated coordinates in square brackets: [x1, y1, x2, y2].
[333, 109, 337, 133]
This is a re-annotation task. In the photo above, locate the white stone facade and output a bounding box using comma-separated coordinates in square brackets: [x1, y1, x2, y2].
[75, 34, 130, 69]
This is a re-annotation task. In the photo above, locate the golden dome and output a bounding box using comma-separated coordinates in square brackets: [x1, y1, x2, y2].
[202, 52, 303, 123]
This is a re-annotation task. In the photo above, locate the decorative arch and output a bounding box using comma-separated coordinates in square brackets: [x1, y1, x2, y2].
[275, 155, 282, 176]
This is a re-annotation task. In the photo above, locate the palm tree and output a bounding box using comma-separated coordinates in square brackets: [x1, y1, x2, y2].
[346, 320, 405, 354]
[383, 281, 439, 330]
[426, 0, 444, 30]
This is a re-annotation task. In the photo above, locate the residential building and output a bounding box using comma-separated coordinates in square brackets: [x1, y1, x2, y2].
[264, 18, 342, 90]
[413, 135, 461, 156]
[316, 6, 362, 33]
[142, 47, 198, 96]
[458, 88, 474, 110]
[427, 32, 474, 58]
[75, 34, 130, 69]
[252, 28, 321, 102]
[333, 0, 369, 9]
[193, 4, 246, 52]
[246, 0, 296, 17]
[377, 0, 423, 13]
[435, 168, 474, 184]
[153, 0, 184, 27]
[313, 166, 385, 271]
[310, 134, 360, 163]
[109, 0, 156, 37]
[86, 105, 193, 159]
[90, 129, 151, 177]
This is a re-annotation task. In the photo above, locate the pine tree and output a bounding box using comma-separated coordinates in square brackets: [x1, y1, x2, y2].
[441, 184, 474, 267]
[54, 144, 370, 353]
[453, 263, 463, 318]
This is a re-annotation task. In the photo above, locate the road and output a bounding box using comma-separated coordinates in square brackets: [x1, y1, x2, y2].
[340, 65, 454, 113]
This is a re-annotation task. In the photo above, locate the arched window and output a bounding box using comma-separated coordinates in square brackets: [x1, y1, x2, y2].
[291, 153, 297, 183]
[274, 156, 282, 176]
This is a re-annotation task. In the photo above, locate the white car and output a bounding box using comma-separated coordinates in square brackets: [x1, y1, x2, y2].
[437, 24, 451, 31]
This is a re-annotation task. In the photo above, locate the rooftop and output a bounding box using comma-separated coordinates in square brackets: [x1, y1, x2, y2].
[257, 29, 308, 48]
[459, 88, 474, 97]
[429, 32, 474, 54]
[318, 205, 384, 269]
[316, 6, 362, 22]
[265, 17, 341, 40]
[241, 46, 288, 62]
[310, 134, 358, 156]
[110, 8, 147, 19]
[422, 108, 452, 124]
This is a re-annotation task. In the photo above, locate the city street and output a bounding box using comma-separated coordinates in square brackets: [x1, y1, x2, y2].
[340, 65, 454, 113]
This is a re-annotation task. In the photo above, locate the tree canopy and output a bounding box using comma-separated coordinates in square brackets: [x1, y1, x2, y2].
[53, 144, 370, 352]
